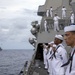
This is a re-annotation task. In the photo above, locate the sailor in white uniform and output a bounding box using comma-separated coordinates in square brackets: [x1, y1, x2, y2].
[64, 25, 75, 75]
[51, 35, 68, 75]
[53, 13, 60, 32]
[70, 11, 74, 24]
[43, 43, 48, 69]
[44, 20, 47, 32]
[62, 6, 66, 19]
[49, 6, 53, 17]
[49, 44, 56, 75]
[46, 9, 49, 17]
[46, 41, 54, 75]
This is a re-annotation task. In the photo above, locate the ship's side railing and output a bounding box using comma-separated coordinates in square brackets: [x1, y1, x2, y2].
[18, 50, 37, 75]
[44, 9, 72, 18]
[47, 18, 70, 29]
[39, 18, 70, 32]
[39, 10, 72, 32]
[36, 10, 72, 32]
[53, 10, 72, 18]
[23, 49, 37, 75]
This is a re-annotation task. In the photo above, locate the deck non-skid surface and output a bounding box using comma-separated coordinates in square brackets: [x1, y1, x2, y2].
[33, 61, 49, 75]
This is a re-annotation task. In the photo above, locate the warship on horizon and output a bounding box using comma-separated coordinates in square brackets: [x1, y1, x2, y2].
[0, 47, 2, 51]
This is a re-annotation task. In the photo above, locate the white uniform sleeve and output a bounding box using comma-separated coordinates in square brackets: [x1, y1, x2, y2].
[58, 47, 68, 70]
[58, 47, 68, 64]
[57, 16, 61, 19]
[62, 48, 67, 64]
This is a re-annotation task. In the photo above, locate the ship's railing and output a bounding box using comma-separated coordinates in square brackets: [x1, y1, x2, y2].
[38, 9, 73, 32]
[18, 61, 28, 75]
[22, 49, 37, 75]
[55, 10, 72, 19]
[39, 10, 72, 32]
[47, 18, 70, 29]
[39, 18, 70, 32]
[45, 10, 72, 18]
[18, 50, 37, 75]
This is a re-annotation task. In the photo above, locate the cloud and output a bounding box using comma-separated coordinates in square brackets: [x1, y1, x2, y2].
[0, 7, 6, 9]
[0, 0, 45, 49]
[12, 18, 28, 29]
[0, 8, 38, 43]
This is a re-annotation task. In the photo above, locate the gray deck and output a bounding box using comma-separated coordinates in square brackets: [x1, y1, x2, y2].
[33, 61, 48, 75]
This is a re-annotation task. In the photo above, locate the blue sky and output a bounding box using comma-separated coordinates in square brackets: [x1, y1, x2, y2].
[0, 0, 45, 49]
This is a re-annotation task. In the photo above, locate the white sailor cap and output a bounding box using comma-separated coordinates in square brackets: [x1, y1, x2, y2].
[55, 35, 63, 41]
[64, 25, 75, 32]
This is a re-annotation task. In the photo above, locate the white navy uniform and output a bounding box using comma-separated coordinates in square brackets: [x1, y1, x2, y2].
[65, 48, 75, 75]
[70, 13, 74, 24]
[43, 45, 48, 69]
[62, 7, 66, 19]
[46, 9, 49, 17]
[53, 16, 60, 31]
[64, 25, 75, 75]
[52, 44, 68, 75]
[50, 7, 53, 17]
[44, 20, 47, 31]
[47, 47, 53, 75]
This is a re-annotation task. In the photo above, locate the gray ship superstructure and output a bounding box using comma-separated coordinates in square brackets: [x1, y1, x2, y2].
[19, 0, 75, 75]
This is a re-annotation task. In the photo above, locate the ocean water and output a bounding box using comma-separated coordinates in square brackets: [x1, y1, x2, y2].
[0, 49, 34, 75]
